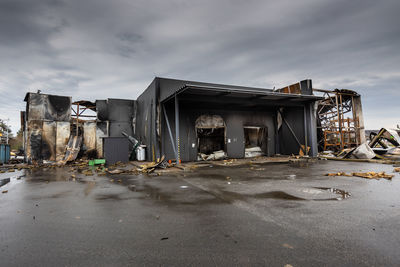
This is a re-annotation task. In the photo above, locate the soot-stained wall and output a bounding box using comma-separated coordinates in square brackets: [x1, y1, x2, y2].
[24, 93, 71, 162]
[95, 98, 136, 157]
[136, 79, 159, 161]
[161, 103, 276, 161]
[135, 77, 319, 162]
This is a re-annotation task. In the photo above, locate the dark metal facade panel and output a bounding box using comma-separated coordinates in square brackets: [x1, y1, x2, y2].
[278, 107, 306, 155]
[161, 103, 276, 162]
[136, 79, 158, 161]
[96, 100, 108, 121]
[103, 137, 130, 165]
[109, 122, 133, 138]
[157, 77, 276, 102]
[107, 99, 135, 122]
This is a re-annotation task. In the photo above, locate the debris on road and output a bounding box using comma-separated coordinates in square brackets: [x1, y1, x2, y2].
[137, 156, 167, 173]
[352, 172, 394, 180]
[326, 171, 394, 180]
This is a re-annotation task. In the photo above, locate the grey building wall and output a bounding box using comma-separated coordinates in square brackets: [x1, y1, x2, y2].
[95, 98, 136, 157]
[136, 79, 158, 161]
[135, 77, 320, 162]
[161, 102, 276, 162]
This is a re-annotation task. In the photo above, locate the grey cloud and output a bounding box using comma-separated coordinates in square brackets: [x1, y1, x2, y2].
[0, 0, 399, 132]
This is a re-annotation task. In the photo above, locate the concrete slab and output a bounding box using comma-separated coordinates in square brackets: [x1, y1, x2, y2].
[0, 160, 400, 266]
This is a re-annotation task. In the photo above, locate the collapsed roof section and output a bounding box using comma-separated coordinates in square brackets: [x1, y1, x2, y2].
[314, 89, 365, 151]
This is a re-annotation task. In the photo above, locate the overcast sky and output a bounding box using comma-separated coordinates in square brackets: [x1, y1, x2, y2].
[0, 0, 399, 133]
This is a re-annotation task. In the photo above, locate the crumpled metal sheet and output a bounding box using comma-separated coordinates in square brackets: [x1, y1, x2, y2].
[63, 135, 82, 163]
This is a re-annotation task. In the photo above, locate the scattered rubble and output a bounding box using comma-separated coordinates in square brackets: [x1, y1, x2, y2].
[326, 171, 394, 180]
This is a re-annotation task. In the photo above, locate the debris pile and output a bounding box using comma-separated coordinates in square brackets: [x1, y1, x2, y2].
[319, 128, 400, 163]
[137, 156, 169, 173]
[198, 150, 227, 161]
[325, 171, 394, 180]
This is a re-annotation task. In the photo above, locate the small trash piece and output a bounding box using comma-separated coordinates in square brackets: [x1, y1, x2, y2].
[160, 237, 169, 241]
[394, 167, 400, 172]
[180, 185, 188, 189]
[2, 190, 8, 193]
[282, 243, 294, 249]
[108, 169, 124, 175]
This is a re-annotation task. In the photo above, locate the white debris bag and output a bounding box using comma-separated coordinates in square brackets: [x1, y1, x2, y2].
[351, 143, 375, 159]
[245, 146, 263, 158]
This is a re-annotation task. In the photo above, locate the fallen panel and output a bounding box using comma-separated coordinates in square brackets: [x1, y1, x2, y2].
[63, 135, 82, 162]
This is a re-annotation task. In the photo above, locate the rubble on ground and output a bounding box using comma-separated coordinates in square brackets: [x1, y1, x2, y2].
[325, 171, 395, 180]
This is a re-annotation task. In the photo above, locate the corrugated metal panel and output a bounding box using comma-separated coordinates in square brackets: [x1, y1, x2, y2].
[103, 137, 130, 165]
[0, 144, 9, 164]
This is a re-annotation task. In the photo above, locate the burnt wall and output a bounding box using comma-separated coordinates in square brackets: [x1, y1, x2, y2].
[136, 79, 158, 161]
[161, 103, 276, 162]
[24, 93, 71, 162]
[95, 98, 136, 157]
[278, 107, 306, 155]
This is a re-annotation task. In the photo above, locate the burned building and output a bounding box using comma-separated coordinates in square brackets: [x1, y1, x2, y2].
[22, 92, 71, 162]
[135, 77, 323, 162]
[22, 92, 136, 163]
[22, 77, 332, 163]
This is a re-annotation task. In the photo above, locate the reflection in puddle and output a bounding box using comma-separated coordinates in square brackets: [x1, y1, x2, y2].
[0, 178, 10, 187]
[314, 187, 351, 200]
[253, 191, 306, 200]
[245, 187, 351, 201]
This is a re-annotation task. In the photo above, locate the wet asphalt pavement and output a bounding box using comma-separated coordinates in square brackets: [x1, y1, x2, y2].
[1, 160, 400, 266]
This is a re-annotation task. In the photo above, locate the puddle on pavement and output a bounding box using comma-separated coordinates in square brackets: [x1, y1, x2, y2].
[0, 178, 10, 187]
[314, 187, 351, 201]
[221, 186, 351, 202]
[253, 191, 306, 200]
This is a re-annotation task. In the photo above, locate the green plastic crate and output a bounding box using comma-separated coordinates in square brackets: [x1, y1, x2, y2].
[88, 159, 106, 166]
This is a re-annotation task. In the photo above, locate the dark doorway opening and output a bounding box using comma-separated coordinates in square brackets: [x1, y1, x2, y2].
[197, 127, 225, 154]
[244, 126, 268, 157]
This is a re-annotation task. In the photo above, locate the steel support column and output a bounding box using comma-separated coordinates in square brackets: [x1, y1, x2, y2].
[303, 106, 308, 155]
[175, 93, 180, 164]
[305, 102, 318, 157]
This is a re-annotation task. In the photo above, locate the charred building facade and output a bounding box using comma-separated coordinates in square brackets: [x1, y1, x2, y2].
[135, 77, 323, 162]
[22, 77, 325, 163]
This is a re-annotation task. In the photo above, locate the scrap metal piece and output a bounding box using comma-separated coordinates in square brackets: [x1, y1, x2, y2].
[369, 128, 400, 149]
[61, 136, 82, 164]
